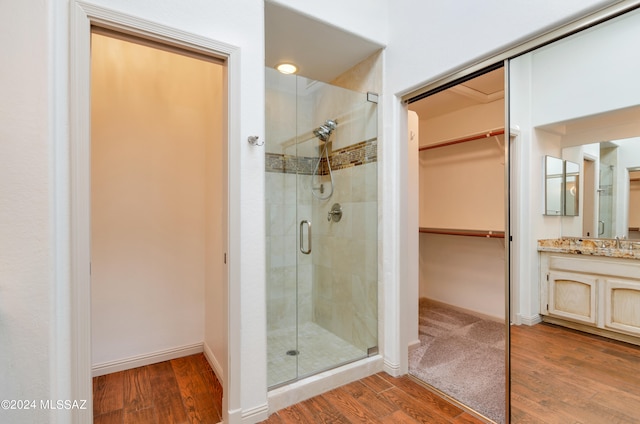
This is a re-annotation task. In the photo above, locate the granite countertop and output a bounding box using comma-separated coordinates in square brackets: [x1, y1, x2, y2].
[538, 238, 640, 260]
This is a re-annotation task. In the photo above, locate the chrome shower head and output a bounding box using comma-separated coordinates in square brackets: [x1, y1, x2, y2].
[313, 119, 338, 142]
[324, 119, 337, 131]
[313, 125, 331, 142]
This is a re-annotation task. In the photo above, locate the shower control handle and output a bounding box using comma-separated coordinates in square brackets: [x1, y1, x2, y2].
[327, 203, 343, 222]
[300, 220, 312, 254]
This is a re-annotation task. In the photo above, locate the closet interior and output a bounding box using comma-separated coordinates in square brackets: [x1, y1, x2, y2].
[408, 67, 507, 424]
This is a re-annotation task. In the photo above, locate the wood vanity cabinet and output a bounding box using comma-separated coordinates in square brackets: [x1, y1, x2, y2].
[539, 252, 640, 344]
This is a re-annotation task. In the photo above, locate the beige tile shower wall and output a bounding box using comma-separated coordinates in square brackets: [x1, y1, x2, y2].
[312, 162, 378, 351]
[313, 89, 377, 152]
[331, 51, 382, 98]
[329, 51, 381, 152]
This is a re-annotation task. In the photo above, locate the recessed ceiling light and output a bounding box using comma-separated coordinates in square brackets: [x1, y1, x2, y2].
[276, 63, 297, 74]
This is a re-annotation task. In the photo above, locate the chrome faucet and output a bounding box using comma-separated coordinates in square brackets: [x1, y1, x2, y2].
[327, 203, 343, 222]
[615, 236, 625, 249]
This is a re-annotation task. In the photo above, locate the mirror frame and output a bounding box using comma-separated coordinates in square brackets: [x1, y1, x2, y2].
[544, 156, 580, 216]
[544, 155, 564, 216]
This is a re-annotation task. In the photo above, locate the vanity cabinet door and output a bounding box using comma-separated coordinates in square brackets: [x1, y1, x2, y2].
[604, 279, 640, 336]
[546, 271, 598, 325]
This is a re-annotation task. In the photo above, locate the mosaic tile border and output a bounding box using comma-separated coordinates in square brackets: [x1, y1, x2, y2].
[265, 138, 377, 175]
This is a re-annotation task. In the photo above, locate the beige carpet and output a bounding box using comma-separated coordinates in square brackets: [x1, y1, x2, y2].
[409, 298, 506, 424]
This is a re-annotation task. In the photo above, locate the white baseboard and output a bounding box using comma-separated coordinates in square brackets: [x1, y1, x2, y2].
[225, 403, 269, 424]
[228, 407, 243, 424]
[408, 339, 421, 352]
[242, 402, 269, 423]
[425, 298, 504, 323]
[92, 343, 204, 377]
[203, 342, 225, 386]
[383, 358, 401, 377]
[516, 313, 542, 326]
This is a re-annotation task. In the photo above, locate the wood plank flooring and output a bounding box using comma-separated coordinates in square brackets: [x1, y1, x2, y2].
[259, 373, 485, 424]
[510, 322, 640, 424]
[93, 353, 223, 424]
[94, 323, 640, 424]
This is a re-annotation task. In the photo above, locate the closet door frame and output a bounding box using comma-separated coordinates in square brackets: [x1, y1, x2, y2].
[69, 3, 239, 422]
[398, 2, 640, 423]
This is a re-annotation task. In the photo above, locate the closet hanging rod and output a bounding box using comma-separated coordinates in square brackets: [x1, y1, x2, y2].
[418, 128, 505, 151]
[419, 227, 505, 239]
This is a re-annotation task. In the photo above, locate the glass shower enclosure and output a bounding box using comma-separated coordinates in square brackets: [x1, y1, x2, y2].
[265, 67, 378, 388]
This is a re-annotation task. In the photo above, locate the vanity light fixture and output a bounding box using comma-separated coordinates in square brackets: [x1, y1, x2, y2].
[276, 63, 297, 74]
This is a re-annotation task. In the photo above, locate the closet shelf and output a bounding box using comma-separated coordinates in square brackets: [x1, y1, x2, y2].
[418, 128, 505, 151]
[419, 227, 505, 238]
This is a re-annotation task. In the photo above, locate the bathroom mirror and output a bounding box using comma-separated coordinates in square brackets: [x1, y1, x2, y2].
[544, 156, 580, 217]
[564, 160, 579, 217]
[544, 155, 563, 216]
[561, 138, 640, 238]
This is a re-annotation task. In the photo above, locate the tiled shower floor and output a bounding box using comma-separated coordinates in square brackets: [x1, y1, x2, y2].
[268, 321, 366, 388]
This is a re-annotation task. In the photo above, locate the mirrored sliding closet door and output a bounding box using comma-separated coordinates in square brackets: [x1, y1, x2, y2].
[509, 5, 640, 423]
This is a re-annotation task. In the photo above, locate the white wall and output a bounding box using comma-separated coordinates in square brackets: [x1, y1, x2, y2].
[530, 11, 640, 127]
[415, 99, 505, 319]
[420, 234, 506, 318]
[1, 0, 266, 422]
[419, 100, 504, 146]
[0, 2, 52, 423]
[385, 0, 619, 96]
[271, 0, 388, 46]
[1, 0, 631, 422]
[419, 136, 505, 231]
[90, 33, 220, 368]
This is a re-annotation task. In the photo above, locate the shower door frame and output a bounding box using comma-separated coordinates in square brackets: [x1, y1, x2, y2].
[266, 69, 379, 388]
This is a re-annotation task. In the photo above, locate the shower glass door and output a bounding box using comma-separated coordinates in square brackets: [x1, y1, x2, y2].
[266, 67, 378, 388]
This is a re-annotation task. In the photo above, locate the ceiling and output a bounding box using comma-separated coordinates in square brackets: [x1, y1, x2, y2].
[409, 68, 505, 119]
[265, 4, 503, 115]
[265, 2, 383, 83]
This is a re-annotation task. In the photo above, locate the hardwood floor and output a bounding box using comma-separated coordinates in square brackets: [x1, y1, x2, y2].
[94, 323, 640, 424]
[94, 356, 482, 424]
[511, 322, 640, 424]
[259, 373, 485, 424]
[93, 353, 223, 424]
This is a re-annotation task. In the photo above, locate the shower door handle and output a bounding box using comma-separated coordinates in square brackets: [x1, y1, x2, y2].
[300, 220, 312, 254]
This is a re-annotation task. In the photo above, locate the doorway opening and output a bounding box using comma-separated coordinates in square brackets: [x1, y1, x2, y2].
[89, 28, 228, 421]
[407, 66, 507, 423]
